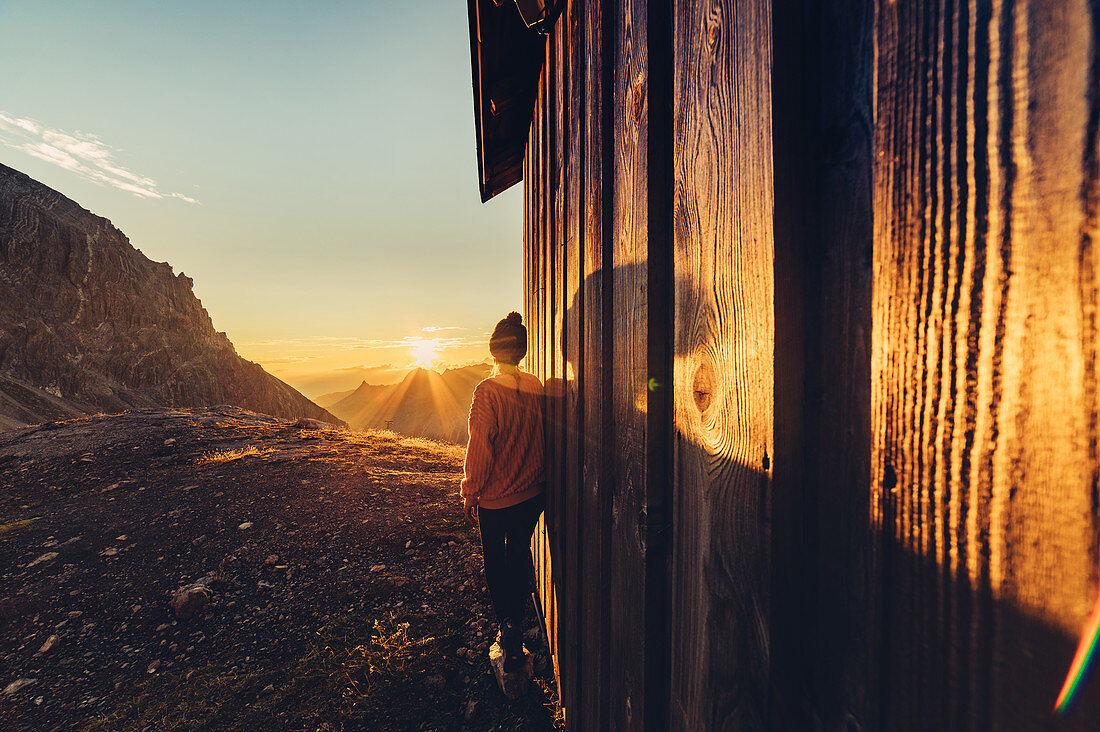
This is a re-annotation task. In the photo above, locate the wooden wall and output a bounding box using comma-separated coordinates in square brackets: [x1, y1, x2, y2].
[517, 0, 1100, 729]
[871, 0, 1100, 728]
[525, 0, 672, 727]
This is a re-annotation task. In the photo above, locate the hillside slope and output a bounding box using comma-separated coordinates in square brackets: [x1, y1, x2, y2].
[0, 373, 91, 431]
[315, 386, 359, 409]
[0, 407, 557, 730]
[0, 164, 341, 428]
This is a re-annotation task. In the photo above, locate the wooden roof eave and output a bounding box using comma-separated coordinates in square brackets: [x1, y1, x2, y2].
[468, 0, 545, 203]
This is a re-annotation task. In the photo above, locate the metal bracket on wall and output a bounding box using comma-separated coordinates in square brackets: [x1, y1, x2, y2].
[490, 0, 565, 34]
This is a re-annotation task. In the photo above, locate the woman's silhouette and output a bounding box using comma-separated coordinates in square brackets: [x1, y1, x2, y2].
[461, 311, 545, 673]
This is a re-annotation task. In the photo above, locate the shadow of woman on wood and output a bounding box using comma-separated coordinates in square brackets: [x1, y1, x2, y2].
[533, 261, 1100, 730]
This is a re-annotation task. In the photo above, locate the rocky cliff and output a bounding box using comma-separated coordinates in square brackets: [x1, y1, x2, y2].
[0, 163, 342, 428]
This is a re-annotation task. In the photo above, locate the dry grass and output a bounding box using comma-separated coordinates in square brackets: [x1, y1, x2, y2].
[84, 612, 462, 731]
[83, 611, 563, 731]
[195, 445, 274, 465]
[339, 613, 437, 695]
[0, 517, 37, 537]
[355, 428, 465, 457]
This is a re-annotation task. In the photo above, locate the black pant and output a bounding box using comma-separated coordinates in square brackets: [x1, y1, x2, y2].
[477, 493, 544, 627]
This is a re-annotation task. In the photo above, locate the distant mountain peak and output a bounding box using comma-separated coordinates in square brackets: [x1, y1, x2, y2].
[325, 362, 493, 443]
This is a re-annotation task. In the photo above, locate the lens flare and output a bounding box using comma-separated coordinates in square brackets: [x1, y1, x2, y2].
[1055, 577, 1100, 714]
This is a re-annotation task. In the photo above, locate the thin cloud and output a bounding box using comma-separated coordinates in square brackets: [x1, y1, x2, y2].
[241, 334, 481, 351]
[421, 326, 462, 333]
[0, 111, 197, 203]
[241, 336, 408, 350]
[241, 336, 371, 347]
[258, 355, 321, 365]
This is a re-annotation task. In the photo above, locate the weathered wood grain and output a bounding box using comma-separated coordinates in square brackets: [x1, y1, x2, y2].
[521, 3, 671, 727]
[562, 0, 587, 726]
[542, 32, 558, 675]
[512, 0, 1100, 729]
[550, 8, 582, 723]
[671, 0, 775, 729]
[533, 40, 557, 683]
[580, 0, 613, 728]
[609, 0, 655, 728]
[524, 137, 530, 357]
[873, 0, 1100, 728]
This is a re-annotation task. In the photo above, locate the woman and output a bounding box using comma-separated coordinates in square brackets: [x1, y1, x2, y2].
[461, 311, 545, 673]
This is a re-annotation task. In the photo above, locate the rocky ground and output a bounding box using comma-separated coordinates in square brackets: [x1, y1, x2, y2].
[0, 407, 560, 731]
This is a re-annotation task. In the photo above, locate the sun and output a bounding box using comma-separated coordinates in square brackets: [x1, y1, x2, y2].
[409, 339, 440, 369]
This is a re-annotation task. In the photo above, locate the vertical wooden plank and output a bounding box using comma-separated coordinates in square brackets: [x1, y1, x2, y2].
[770, 0, 875, 728]
[608, 0, 642, 720]
[609, 0, 646, 724]
[529, 91, 546, 667]
[528, 70, 536, 602]
[645, 0, 674, 726]
[872, 0, 1100, 728]
[528, 60, 542, 657]
[804, 1, 877, 728]
[671, 0, 775, 729]
[993, 7, 1099, 726]
[546, 6, 579, 722]
[526, 91, 537, 364]
[531, 44, 557, 687]
[523, 143, 528, 345]
[580, 0, 613, 728]
[562, 0, 586, 726]
[609, 0, 675, 726]
[872, 3, 985, 726]
[542, 36, 558, 671]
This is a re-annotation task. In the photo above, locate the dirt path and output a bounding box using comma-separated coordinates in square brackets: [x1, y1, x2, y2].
[0, 407, 560, 731]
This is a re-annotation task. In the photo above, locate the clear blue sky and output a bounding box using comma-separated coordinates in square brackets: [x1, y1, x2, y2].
[0, 0, 522, 394]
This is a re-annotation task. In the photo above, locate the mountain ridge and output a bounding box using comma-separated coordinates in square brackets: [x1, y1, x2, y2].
[0, 163, 342, 428]
[325, 363, 492, 443]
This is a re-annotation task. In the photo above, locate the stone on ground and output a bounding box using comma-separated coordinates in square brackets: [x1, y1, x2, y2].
[488, 637, 534, 700]
[170, 583, 210, 620]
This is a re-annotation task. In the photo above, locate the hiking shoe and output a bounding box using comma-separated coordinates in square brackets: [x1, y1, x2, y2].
[503, 648, 525, 673]
[500, 621, 524, 673]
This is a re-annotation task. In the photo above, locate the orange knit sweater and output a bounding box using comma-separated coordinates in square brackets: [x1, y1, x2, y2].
[461, 368, 545, 509]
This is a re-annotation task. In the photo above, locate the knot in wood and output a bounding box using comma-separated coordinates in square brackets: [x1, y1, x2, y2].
[707, 21, 720, 49]
[705, 5, 722, 49]
[631, 75, 646, 123]
[692, 360, 715, 414]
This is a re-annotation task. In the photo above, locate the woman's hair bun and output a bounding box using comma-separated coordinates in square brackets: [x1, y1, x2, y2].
[490, 311, 527, 364]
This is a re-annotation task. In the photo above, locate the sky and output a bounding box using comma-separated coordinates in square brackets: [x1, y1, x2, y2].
[0, 0, 522, 397]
